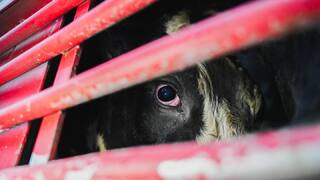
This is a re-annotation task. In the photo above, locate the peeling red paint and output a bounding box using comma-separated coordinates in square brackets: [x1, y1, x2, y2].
[0, 124, 29, 169]
[0, 0, 156, 85]
[0, 4, 63, 169]
[0, 125, 320, 179]
[30, 1, 90, 165]
[0, 0, 320, 130]
[0, 0, 77, 54]
[0, 0, 320, 175]
[0, 0, 52, 37]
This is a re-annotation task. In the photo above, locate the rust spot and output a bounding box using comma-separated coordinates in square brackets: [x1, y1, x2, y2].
[35, 59, 41, 65]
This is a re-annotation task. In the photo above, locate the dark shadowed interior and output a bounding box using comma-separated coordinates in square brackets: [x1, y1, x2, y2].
[56, 0, 320, 158]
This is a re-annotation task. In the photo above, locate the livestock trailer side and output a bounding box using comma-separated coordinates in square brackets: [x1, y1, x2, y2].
[0, 0, 320, 179]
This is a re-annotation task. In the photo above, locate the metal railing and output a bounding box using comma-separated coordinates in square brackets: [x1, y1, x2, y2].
[0, 0, 319, 130]
[0, 0, 320, 178]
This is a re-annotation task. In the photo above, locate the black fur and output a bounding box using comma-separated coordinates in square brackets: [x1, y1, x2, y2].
[57, 0, 320, 158]
[242, 26, 320, 126]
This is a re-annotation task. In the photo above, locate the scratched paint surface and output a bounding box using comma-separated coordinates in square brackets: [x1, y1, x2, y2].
[0, 63, 48, 169]
[0, 0, 320, 130]
[30, 1, 90, 165]
[0, 0, 85, 55]
[0, 18, 62, 66]
[0, 124, 319, 179]
[0, 0, 156, 85]
[0, 0, 52, 37]
[0, 16, 62, 169]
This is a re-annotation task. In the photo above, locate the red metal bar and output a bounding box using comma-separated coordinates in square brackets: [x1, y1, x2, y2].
[0, 19, 63, 66]
[0, 63, 49, 169]
[0, 0, 85, 55]
[1, 124, 320, 179]
[29, 1, 90, 165]
[29, 47, 81, 165]
[0, 124, 29, 169]
[0, 0, 320, 129]
[0, 0, 156, 85]
[0, 0, 52, 37]
[0, 18, 63, 168]
[0, 18, 63, 107]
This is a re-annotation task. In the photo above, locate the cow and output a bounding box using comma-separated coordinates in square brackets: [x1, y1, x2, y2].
[57, 0, 320, 157]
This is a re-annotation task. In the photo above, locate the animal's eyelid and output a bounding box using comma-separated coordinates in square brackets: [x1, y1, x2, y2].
[154, 81, 180, 94]
[155, 84, 181, 107]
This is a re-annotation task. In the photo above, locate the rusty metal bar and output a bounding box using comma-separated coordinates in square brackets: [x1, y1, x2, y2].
[0, 0, 320, 129]
[1, 124, 320, 179]
[0, 0, 85, 55]
[0, 0, 156, 85]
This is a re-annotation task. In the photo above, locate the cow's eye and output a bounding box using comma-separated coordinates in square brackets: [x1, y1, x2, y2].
[156, 84, 180, 107]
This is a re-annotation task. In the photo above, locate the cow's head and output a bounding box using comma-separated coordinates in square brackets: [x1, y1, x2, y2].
[86, 10, 262, 151]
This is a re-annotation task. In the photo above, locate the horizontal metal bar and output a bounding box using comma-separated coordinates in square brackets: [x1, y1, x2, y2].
[29, 1, 90, 166]
[0, 0, 85, 55]
[0, 0, 319, 130]
[0, 18, 63, 66]
[0, 0, 156, 85]
[1, 124, 320, 179]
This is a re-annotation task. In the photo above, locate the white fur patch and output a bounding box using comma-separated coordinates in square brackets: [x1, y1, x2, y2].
[164, 11, 260, 143]
[196, 64, 244, 143]
[241, 84, 261, 118]
[96, 134, 107, 152]
[165, 11, 190, 35]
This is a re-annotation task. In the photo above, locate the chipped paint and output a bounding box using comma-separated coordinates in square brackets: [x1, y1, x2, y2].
[50, 91, 90, 108]
[0, 0, 85, 55]
[158, 154, 217, 179]
[0, 0, 157, 85]
[26, 102, 31, 112]
[0, 174, 8, 180]
[0, 125, 319, 178]
[210, 144, 320, 179]
[87, 83, 110, 98]
[71, 90, 90, 102]
[33, 171, 45, 180]
[29, 153, 49, 165]
[65, 165, 97, 180]
[0, 0, 320, 130]
[15, 143, 24, 155]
